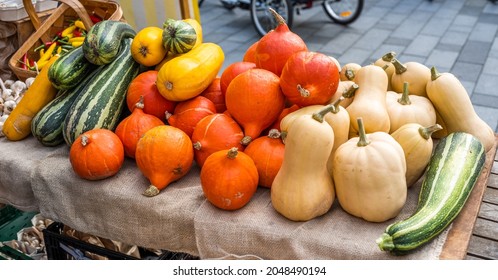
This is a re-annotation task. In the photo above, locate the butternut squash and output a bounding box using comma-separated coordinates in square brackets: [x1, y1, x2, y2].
[426, 67, 495, 152]
[391, 123, 442, 187]
[2, 55, 60, 141]
[386, 81, 436, 133]
[329, 80, 358, 108]
[374, 51, 396, 91]
[347, 64, 390, 138]
[333, 118, 407, 222]
[271, 106, 335, 222]
[391, 58, 430, 97]
[339, 62, 361, 81]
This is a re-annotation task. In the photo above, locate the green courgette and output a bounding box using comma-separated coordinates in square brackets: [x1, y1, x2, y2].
[376, 132, 486, 255]
[48, 46, 98, 90]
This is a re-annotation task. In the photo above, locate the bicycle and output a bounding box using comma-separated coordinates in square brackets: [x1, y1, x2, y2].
[202, 0, 364, 36]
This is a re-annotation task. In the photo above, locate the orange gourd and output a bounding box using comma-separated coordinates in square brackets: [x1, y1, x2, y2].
[254, 8, 307, 76]
[166, 96, 217, 138]
[244, 129, 285, 188]
[225, 68, 286, 145]
[126, 70, 177, 121]
[200, 147, 259, 210]
[200, 77, 226, 113]
[280, 51, 340, 106]
[191, 113, 245, 167]
[69, 129, 124, 180]
[243, 40, 258, 63]
[135, 125, 194, 197]
[220, 61, 257, 94]
[115, 96, 164, 158]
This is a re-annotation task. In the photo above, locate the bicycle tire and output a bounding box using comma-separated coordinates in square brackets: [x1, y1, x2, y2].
[322, 0, 363, 25]
[250, 0, 293, 36]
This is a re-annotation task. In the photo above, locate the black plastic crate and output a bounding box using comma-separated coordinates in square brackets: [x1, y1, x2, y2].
[0, 205, 38, 242]
[43, 222, 199, 260]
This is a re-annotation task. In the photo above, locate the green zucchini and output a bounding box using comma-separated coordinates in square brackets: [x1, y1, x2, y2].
[48, 46, 98, 90]
[83, 20, 136, 65]
[376, 132, 486, 255]
[32, 67, 104, 146]
[63, 38, 140, 146]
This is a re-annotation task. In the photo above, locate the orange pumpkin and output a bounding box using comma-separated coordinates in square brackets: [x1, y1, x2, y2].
[225, 68, 285, 145]
[126, 70, 177, 121]
[166, 96, 217, 138]
[200, 77, 226, 113]
[69, 129, 124, 180]
[243, 40, 258, 63]
[115, 96, 164, 158]
[254, 9, 307, 76]
[280, 51, 340, 106]
[200, 147, 259, 210]
[135, 125, 194, 197]
[244, 129, 285, 188]
[192, 113, 245, 167]
[220, 61, 257, 94]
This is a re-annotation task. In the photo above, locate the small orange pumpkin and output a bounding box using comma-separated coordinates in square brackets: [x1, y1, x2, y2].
[166, 96, 217, 138]
[220, 61, 257, 94]
[200, 147, 259, 210]
[192, 113, 245, 167]
[69, 129, 124, 180]
[115, 96, 164, 158]
[243, 41, 258, 64]
[135, 125, 194, 197]
[200, 77, 226, 113]
[244, 129, 285, 188]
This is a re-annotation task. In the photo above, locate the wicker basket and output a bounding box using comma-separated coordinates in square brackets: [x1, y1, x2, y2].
[8, 0, 124, 81]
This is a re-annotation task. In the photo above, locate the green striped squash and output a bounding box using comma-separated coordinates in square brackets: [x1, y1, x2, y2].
[32, 67, 104, 146]
[162, 18, 197, 54]
[63, 38, 140, 146]
[376, 132, 486, 255]
[83, 20, 136, 65]
[48, 46, 98, 90]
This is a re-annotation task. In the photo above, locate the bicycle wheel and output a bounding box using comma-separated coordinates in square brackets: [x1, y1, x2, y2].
[250, 0, 293, 36]
[322, 0, 363, 25]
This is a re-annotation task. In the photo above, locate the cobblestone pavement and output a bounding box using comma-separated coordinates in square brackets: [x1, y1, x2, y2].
[199, 0, 498, 132]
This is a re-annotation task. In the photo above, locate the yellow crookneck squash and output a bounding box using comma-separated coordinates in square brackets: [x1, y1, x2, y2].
[333, 118, 407, 223]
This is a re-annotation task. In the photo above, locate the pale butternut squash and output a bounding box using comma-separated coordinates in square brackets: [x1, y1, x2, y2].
[426, 67, 495, 152]
[391, 58, 430, 97]
[332, 118, 407, 222]
[374, 51, 396, 91]
[391, 123, 442, 187]
[271, 107, 335, 222]
[347, 64, 390, 138]
[329, 80, 358, 108]
[339, 62, 361, 81]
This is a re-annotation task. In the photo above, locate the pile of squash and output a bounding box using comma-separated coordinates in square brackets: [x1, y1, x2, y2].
[1, 10, 495, 241]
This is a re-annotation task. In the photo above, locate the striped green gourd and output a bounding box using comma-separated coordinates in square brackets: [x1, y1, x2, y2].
[376, 132, 486, 255]
[63, 38, 140, 146]
[162, 18, 197, 54]
[32, 67, 103, 146]
[83, 20, 136, 65]
[47, 46, 98, 90]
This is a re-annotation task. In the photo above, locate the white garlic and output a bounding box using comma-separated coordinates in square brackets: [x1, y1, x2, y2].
[3, 100, 16, 115]
[4, 79, 14, 88]
[11, 80, 27, 95]
[0, 114, 8, 122]
[0, 78, 12, 101]
[25, 77, 36, 88]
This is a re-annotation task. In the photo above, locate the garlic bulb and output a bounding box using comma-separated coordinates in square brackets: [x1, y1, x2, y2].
[11, 80, 27, 95]
[25, 77, 36, 88]
[3, 100, 16, 115]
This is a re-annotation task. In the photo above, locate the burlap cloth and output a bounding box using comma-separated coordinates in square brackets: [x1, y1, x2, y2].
[0, 136, 449, 259]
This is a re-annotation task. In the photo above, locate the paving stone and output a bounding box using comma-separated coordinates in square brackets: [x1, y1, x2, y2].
[460, 80, 476, 97]
[450, 61, 483, 82]
[459, 5, 484, 16]
[384, 37, 412, 47]
[390, 12, 432, 39]
[483, 1, 498, 14]
[474, 73, 498, 97]
[354, 28, 392, 50]
[369, 44, 407, 62]
[468, 23, 498, 42]
[458, 40, 492, 64]
[440, 30, 470, 46]
[478, 14, 498, 25]
[435, 42, 464, 53]
[452, 14, 478, 26]
[425, 49, 459, 69]
[472, 93, 498, 109]
[481, 57, 498, 74]
[489, 38, 498, 58]
[322, 32, 362, 54]
[404, 34, 440, 56]
[420, 18, 452, 36]
[473, 105, 498, 133]
[338, 48, 374, 65]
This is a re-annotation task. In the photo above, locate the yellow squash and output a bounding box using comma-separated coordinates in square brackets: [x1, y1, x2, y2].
[391, 58, 431, 97]
[156, 42, 224, 101]
[3, 55, 60, 141]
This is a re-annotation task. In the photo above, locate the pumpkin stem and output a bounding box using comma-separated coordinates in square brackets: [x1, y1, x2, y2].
[356, 118, 370, 147]
[297, 84, 310, 98]
[431, 66, 441, 81]
[381, 51, 396, 62]
[312, 104, 336, 123]
[227, 147, 239, 159]
[267, 129, 281, 139]
[419, 124, 443, 140]
[193, 141, 202, 150]
[342, 83, 359, 99]
[280, 131, 288, 143]
[345, 68, 356, 80]
[165, 111, 172, 120]
[391, 58, 407, 75]
[135, 96, 145, 110]
[81, 135, 89, 146]
[143, 185, 160, 197]
[269, 7, 286, 26]
[397, 82, 412, 105]
[330, 96, 345, 114]
[376, 233, 395, 252]
[241, 136, 252, 146]
[165, 81, 173, 91]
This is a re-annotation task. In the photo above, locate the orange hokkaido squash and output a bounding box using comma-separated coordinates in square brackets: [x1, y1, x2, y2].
[243, 41, 258, 64]
[135, 125, 194, 197]
[200, 77, 226, 113]
[220, 61, 257, 94]
[166, 96, 217, 138]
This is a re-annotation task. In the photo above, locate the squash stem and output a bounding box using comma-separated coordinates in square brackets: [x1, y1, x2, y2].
[193, 141, 202, 150]
[135, 95, 145, 110]
[356, 118, 370, 147]
[376, 233, 395, 252]
[269, 7, 286, 26]
[143, 185, 160, 197]
[397, 82, 411, 105]
[419, 124, 443, 140]
[268, 129, 281, 139]
[227, 147, 239, 159]
[345, 68, 355, 80]
[342, 83, 359, 99]
[431, 66, 441, 81]
[312, 104, 336, 123]
[330, 96, 345, 114]
[391, 58, 407, 75]
[241, 136, 252, 146]
[381, 51, 396, 62]
[81, 135, 89, 146]
[297, 84, 310, 97]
